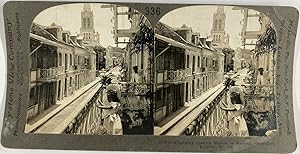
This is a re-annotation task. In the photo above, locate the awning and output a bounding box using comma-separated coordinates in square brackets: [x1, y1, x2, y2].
[30, 33, 63, 48]
[155, 34, 187, 49]
[155, 34, 202, 52]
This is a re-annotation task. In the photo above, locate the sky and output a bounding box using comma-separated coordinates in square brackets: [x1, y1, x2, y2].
[34, 3, 131, 48]
[160, 6, 261, 49]
[34, 4, 263, 49]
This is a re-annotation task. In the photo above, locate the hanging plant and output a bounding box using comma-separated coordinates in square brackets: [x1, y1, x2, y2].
[256, 24, 277, 54]
[131, 23, 154, 54]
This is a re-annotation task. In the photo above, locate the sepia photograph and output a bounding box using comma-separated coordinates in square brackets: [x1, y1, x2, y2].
[26, 3, 154, 135]
[153, 5, 277, 136]
[1, 0, 299, 152]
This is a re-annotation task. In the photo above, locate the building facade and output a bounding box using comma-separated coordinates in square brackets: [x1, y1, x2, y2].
[154, 22, 224, 123]
[28, 22, 96, 121]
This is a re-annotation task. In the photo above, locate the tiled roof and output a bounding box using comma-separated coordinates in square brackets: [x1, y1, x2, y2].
[155, 22, 204, 50]
[30, 22, 57, 41]
[155, 22, 187, 44]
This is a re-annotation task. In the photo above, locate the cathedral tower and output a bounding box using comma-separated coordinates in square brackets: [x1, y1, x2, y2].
[210, 6, 229, 48]
[80, 4, 99, 45]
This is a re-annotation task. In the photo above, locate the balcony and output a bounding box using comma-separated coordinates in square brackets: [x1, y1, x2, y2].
[120, 82, 151, 96]
[193, 67, 204, 74]
[37, 67, 64, 82]
[164, 68, 192, 84]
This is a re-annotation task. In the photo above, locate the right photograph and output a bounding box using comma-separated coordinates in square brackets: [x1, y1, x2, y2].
[154, 5, 277, 136]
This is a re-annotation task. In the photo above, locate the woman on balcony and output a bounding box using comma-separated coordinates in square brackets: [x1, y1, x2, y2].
[98, 77, 123, 135]
[221, 82, 249, 137]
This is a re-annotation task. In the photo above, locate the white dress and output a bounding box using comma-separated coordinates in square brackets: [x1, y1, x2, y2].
[227, 104, 249, 136]
[226, 86, 249, 136]
[101, 86, 123, 135]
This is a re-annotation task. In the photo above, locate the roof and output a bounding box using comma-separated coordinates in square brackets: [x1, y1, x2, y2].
[155, 34, 188, 50]
[30, 22, 57, 41]
[155, 22, 202, 50]
[30, 33, 63, 48]
[30, 23, 89, 50]
[69, 39, 82, 48]
[155, 22, 187, 44]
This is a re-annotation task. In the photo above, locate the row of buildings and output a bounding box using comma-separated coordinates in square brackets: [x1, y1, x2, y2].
[154, 6, 229, 123]
[28, 4, 99, 121]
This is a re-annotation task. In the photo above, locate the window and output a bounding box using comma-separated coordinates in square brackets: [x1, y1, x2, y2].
[214, 20, 218, 29]
[192, 56, 195, 72]
[59, 53, 62, 66]
[70, 77, 72, 87]
[65, 54, 68, 69]
[218, 20, 222, 29]
[198, 56, 200, 67]
[70, 55, 72, 65]
[83, 18, 86, 28]
[186, 55, 190, 68]
[202, 57, 206, 67]
[87, 18, 90, 28]
[75, 55, 78, 65]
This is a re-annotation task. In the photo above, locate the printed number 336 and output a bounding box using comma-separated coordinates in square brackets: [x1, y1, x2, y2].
[145, 7, 160, 15]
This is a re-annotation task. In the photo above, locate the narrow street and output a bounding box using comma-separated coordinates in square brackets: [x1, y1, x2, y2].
[155, 68, 250, 136]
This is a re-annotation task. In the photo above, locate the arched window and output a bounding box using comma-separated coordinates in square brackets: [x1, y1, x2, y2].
[83, 18, 87, 28]
[87, 18, 90, 28]
[218, 20, 222, 29]
[214, 20, 218, 29]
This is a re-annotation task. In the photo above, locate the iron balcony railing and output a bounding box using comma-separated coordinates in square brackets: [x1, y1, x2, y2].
[37, 66, 64, 81]
[164, 68, 192, 83]
[120, 82, 151, 96]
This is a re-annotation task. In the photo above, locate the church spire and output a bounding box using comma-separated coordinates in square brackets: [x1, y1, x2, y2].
[210, 5, 229, 48]
[216, 6, 224, 13]
[79, 4, 99, 45]
[83, 4, 91, 11]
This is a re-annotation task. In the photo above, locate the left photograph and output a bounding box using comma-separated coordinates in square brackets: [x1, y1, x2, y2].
[26, 3, 154, 135]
